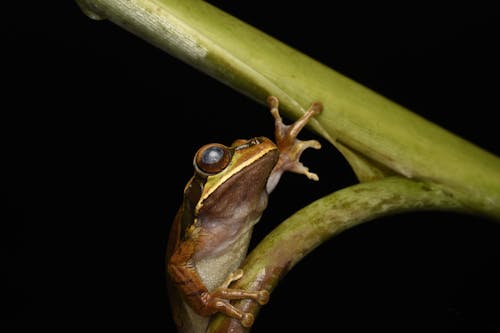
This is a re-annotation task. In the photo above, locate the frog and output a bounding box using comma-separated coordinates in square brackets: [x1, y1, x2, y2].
[167, 96, 322, 332]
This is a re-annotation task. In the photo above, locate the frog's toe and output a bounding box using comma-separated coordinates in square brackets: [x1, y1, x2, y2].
[256, 290, 269, 305]
[241, 312, 255, 327]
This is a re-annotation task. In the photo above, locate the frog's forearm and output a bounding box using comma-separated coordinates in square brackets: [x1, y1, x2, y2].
[266, 98, 322, 193]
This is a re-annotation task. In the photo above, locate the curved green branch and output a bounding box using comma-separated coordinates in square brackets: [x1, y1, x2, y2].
[207, 177, 468, 332]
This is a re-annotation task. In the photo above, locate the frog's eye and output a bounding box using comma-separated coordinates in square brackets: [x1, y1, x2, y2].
[195, 144, 232, 174]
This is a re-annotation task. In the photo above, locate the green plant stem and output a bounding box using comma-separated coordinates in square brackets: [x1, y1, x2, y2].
[76, 0, 500, 219]
[207, 176, 467, 332]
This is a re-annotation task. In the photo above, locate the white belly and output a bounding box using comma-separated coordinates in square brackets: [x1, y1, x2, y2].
[194, 229, 253, 291]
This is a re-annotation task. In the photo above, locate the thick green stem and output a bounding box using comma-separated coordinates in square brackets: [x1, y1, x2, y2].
[76, 0, 500, 219]
[207, 177, 468, 332]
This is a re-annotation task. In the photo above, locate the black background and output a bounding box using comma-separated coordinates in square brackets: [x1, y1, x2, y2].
[11, 1, 500, 332]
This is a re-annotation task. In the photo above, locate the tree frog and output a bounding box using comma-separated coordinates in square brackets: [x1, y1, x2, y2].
[167, 96, 322, 332]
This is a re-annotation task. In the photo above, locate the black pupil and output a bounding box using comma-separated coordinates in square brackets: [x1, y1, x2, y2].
[201, 146, 224, 165]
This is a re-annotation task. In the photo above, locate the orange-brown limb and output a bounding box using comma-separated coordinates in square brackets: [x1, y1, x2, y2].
[168, 242, 269, 327]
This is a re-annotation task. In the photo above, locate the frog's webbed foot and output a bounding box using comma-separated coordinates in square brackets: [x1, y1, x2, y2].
[266, 96, 322, 192]
[205, 269, 269, 327]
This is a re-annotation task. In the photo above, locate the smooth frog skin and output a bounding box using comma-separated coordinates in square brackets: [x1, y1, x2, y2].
[167, 97, 322, 332]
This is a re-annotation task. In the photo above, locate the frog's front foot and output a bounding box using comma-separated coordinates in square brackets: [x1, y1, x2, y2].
[266, 96, 322, 192]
